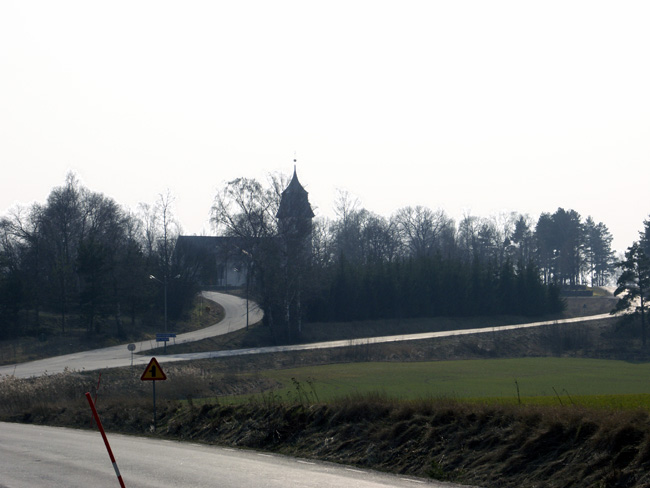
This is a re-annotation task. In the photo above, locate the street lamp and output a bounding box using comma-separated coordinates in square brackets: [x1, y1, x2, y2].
[241, 249, 252, 330]
[149, 274, 168, 335]
[150, 274, 180, 351]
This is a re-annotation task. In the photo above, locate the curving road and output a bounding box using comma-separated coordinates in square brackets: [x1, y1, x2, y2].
[0, 292, 617, 379]
[0, 291, 263, 379]
[160, 310, 616, 363]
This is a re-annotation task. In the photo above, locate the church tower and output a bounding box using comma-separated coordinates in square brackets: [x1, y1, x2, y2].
[275, 165, 314, 339]
[276, 166, 314, 257]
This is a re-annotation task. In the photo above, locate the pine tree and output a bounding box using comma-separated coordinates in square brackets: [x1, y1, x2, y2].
[614, 242, 650, 347]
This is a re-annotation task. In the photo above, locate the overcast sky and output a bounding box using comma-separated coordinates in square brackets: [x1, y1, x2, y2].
[1, 1, 648, 253]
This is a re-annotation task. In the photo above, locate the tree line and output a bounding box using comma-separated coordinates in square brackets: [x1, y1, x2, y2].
[317, 196, 617, 288]
[0, 174, 193, 340]
[211, 178, 619, 342]
[0, 172, 623, 344]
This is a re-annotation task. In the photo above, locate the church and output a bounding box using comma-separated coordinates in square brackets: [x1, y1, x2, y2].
[174, 167, 314, 289]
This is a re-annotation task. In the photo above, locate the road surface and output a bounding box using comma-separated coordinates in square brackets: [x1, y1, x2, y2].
[0, 291, 262, 379]
[0, 292, 616, 379]
[0, 422, 474, 487]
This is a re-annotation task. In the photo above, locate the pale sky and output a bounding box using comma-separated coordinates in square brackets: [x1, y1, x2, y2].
[1, 1, 648, 253]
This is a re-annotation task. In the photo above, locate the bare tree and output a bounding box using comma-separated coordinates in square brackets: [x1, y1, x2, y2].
[156, 191, 180, 276]
[311, 217, 335, 267]
[331, 190, 364, 262]
[360, 213, 401, 264]
[137, 202, 158, 259]
[41, 173, 83, 333]
[212, 178, 277, 240]
[457, 213, 480, 261]
[211, 177, 285, 337]
[394, 206, 453, 259]
[2, 204, 48, 329]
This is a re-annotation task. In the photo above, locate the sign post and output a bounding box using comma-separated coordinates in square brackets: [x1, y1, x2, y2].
[155, 333, 176, 354]
[127, 344, 136, 368]
[141, 357, 167, 430]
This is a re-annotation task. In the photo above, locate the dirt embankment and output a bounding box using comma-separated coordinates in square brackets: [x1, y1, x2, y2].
[167, 401, 650, 488]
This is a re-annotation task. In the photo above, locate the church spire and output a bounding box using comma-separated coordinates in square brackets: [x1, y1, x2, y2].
[276, 162, 314, 219]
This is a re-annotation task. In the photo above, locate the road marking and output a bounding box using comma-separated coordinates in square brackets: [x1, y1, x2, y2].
[345, 468, 364, 473]
[297, 460, 315, 465]
[402, 479, 425, 484]
[257, 453, 273, 457]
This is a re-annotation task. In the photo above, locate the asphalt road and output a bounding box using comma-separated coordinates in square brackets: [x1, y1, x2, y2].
[0, 422, 473, 488]
[0, 291, 263, 379]
[0, 291, 615, 379]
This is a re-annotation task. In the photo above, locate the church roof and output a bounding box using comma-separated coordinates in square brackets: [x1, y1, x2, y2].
[276, 167, 315, 219]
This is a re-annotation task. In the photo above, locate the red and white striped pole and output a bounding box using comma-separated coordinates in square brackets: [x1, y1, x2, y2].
[85, 392, 126, 488]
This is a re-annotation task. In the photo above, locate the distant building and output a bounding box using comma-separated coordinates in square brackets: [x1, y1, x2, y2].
[173, 235, 248, 288]
[174, 167, 314, 288]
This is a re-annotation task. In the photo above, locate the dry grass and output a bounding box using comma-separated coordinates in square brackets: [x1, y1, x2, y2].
[0, 362, 278, 422]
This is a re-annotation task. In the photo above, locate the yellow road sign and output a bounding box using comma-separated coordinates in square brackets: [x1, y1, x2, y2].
[140, 357, 167, 381]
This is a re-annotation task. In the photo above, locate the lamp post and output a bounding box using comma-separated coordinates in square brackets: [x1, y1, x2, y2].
[149, 274, 167, 334]
[241, 249, 252, 330]
[150, 274, 180, 352]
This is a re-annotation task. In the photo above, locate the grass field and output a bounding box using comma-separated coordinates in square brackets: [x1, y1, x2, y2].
[219, 357, 650, 408]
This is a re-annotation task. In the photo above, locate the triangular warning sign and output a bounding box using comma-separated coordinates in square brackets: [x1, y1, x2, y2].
[141, 357, 167, 381]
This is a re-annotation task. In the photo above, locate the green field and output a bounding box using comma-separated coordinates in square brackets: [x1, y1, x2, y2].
[225, 357, 650, 408]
